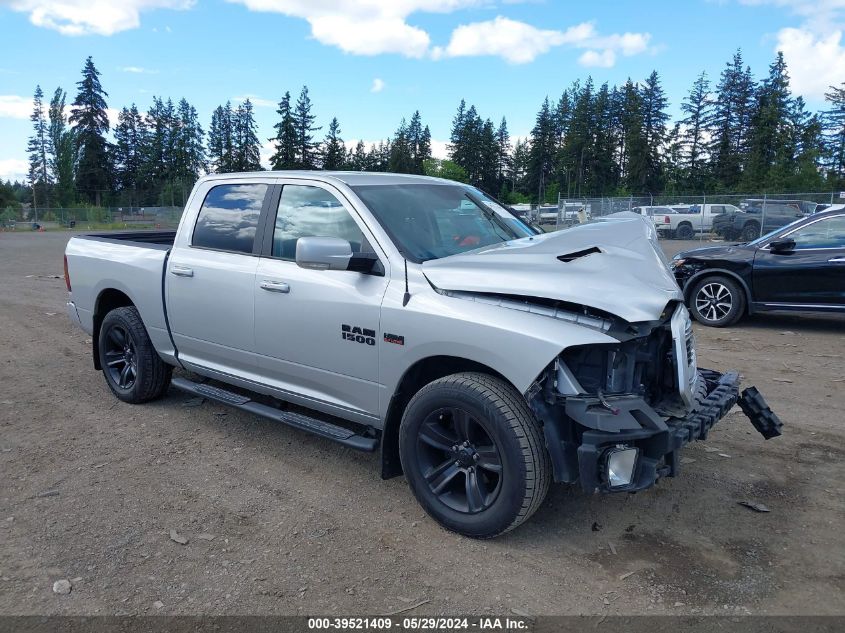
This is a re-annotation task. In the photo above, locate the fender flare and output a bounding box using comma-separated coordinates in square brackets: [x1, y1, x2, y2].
[682, 268, 754, 314]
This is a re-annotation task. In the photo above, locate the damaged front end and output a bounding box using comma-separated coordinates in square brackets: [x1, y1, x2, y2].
[528, 302, 782, 494]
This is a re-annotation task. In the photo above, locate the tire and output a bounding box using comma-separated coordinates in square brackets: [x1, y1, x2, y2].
[98, 306, 172, 403]
[740, 222, 761, 242]
[398, 372, 551, 538]
[688, 275, 745, 327]
[675, 223, 695, 240]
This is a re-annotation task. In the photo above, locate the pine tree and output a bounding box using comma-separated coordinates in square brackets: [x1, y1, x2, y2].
[744, 52, 794, 190]
[619, 79, 647, 192]
[680, 72, 712, 191]
[173, 98, 206, 184]
[48, 88, 75, 207]
[113, 104, 147, 206]
[824, 82, 845, 187]
[270, 91, 298, 170]
[208, 103, 235, 173]
[496, 117, 511, 192]
[293, 86, 320, 168]
[710, 49, 755, 190]
[639, 70, 669, 192]
[69, 56, 111, 205]
[27, 85, 51, 212]
[233, 99, 261, 171]
[389, 119, 414, 173]
[322, 117, 346, 170]
[527, 97, 558, 203]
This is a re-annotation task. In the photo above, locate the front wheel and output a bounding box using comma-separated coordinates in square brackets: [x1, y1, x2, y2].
[689, 275, 745, 327]
[399, 373, 551, 538]
[99, 306, 172, 403]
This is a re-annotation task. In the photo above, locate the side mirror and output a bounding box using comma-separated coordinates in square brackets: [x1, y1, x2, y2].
[296, 237, 353, 271]
[769, 238, 795, 253]
[295, 236, 382, 275]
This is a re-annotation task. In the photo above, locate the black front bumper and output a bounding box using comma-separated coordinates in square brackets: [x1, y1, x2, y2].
[546, 369, 781, 494]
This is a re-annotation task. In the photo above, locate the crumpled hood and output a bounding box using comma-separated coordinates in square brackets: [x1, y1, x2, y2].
[422, 214, 682, 323]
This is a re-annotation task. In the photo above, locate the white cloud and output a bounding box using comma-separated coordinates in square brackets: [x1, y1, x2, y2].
[119, 66, 158, 74]
[0, 95, 32, 119]
[739, 0, 845, 30]
[228, 0, 480, 57]
[0, 158, 28, 182]
[233, 94, 276, 107]
[4, 0, 194, 36]
[776, 27, 845, 99]
[370, 78, 385, 93]
[436, 16, 652, 65]
[578, 49, 615, 68]
[429, 138, 448, 159]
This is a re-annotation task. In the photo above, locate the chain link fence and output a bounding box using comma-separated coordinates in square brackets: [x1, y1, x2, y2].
[528, 191, 845, 242]
[1, 206, 184, 231]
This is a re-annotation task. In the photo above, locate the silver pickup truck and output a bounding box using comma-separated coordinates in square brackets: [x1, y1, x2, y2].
[64, 172, 781, 537]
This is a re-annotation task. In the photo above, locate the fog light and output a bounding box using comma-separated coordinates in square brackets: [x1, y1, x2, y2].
[606, 446, 638, 488]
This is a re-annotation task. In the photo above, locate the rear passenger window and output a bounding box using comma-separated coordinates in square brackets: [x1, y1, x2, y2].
[193, 183, 267, 254]
[272, 185, 364, 260]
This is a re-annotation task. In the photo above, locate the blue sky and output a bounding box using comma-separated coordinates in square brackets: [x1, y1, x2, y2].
[2, 0, 844, 182]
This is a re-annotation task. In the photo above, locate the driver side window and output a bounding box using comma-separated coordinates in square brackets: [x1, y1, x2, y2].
[272, 185, 365, 260]
[788, 216, 845, 249]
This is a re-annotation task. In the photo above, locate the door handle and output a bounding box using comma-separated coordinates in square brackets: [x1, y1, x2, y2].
[829, 257, 845, 263]
[259, 280, 290, 293]
[170, 265, 194, 277]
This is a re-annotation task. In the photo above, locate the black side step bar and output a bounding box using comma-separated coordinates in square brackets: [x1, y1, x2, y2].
[171, 376, 378, 452]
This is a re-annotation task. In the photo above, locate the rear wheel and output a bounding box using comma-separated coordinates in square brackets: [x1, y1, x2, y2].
[676, 223, 695, 240]
[99, 306, 172, 403]
[399, 373, 550, 538]
[741, 222, 761, 242]
[689, 275, 745, 327]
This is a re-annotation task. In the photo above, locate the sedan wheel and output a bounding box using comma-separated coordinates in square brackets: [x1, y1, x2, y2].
[689, 275, 745, 327]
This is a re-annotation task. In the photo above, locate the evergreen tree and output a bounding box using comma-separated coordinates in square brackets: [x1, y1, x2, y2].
[208, 103, 235, 173]
[233, 99, 261, 171]
[680, 72, 712, 191]
[293, 86, 320, 168]
[270, 91, 298, 170]
[27, 85, 51, 211]
[619, 79, 647, 191]
[349, 140, 369, 171]
[744, 52, 794, 190]
[824, 82, 845, 188]
[639, 70, 669, 192]
[322, 117, 346, 170]
[173, 98, 206, 185]
[48, 88, 75, 206]
[527, 97, 557, 202]
[389, 119, 414, 173]
[113, 104, 147, 206]
[69, 56, 111, 205]
[709, 49, 755, 189]
[496, 117, 511, 193]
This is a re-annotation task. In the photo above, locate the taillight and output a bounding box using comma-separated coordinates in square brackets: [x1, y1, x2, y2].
[664, 216, 670, 224]
[63, 254, 71, 292]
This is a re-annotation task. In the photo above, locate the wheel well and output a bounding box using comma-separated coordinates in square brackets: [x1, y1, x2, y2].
[678, 220, 692, 227]
[379, 356, 512, 480]
[92, 289, 134, 369]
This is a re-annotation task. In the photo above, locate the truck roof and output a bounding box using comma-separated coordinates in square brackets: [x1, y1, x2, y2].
[198, 170, 456, 187]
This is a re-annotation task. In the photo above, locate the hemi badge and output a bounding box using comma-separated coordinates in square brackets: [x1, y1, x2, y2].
[384, 333, 404, 346]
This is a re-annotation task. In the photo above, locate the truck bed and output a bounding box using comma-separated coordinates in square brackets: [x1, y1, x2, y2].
[80, 230, 177, 249]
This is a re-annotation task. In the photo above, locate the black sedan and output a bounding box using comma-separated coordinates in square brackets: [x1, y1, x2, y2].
[671, 207, 845, 326]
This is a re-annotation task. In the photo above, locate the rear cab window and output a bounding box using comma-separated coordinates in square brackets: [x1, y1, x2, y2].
[192, 183, 269, 253]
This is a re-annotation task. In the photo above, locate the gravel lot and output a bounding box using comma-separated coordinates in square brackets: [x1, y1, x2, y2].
[1, 231, 843, 616]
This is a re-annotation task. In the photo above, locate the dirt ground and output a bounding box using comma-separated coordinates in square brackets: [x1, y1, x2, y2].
[1, 231, 843, 617]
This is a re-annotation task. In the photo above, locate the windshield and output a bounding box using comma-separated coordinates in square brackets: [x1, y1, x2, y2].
[352, 183, 534, 262]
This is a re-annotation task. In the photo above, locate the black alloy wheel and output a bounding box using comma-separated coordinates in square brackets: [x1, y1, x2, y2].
[416, 406, 503, 514]
[103, 323, 138, 390]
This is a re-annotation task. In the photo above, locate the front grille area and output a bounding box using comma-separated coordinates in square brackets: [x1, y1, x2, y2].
[561, 326, 677, 407]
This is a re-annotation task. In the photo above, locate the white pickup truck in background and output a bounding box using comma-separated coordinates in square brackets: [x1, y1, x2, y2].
[654, 203, 741, 239]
